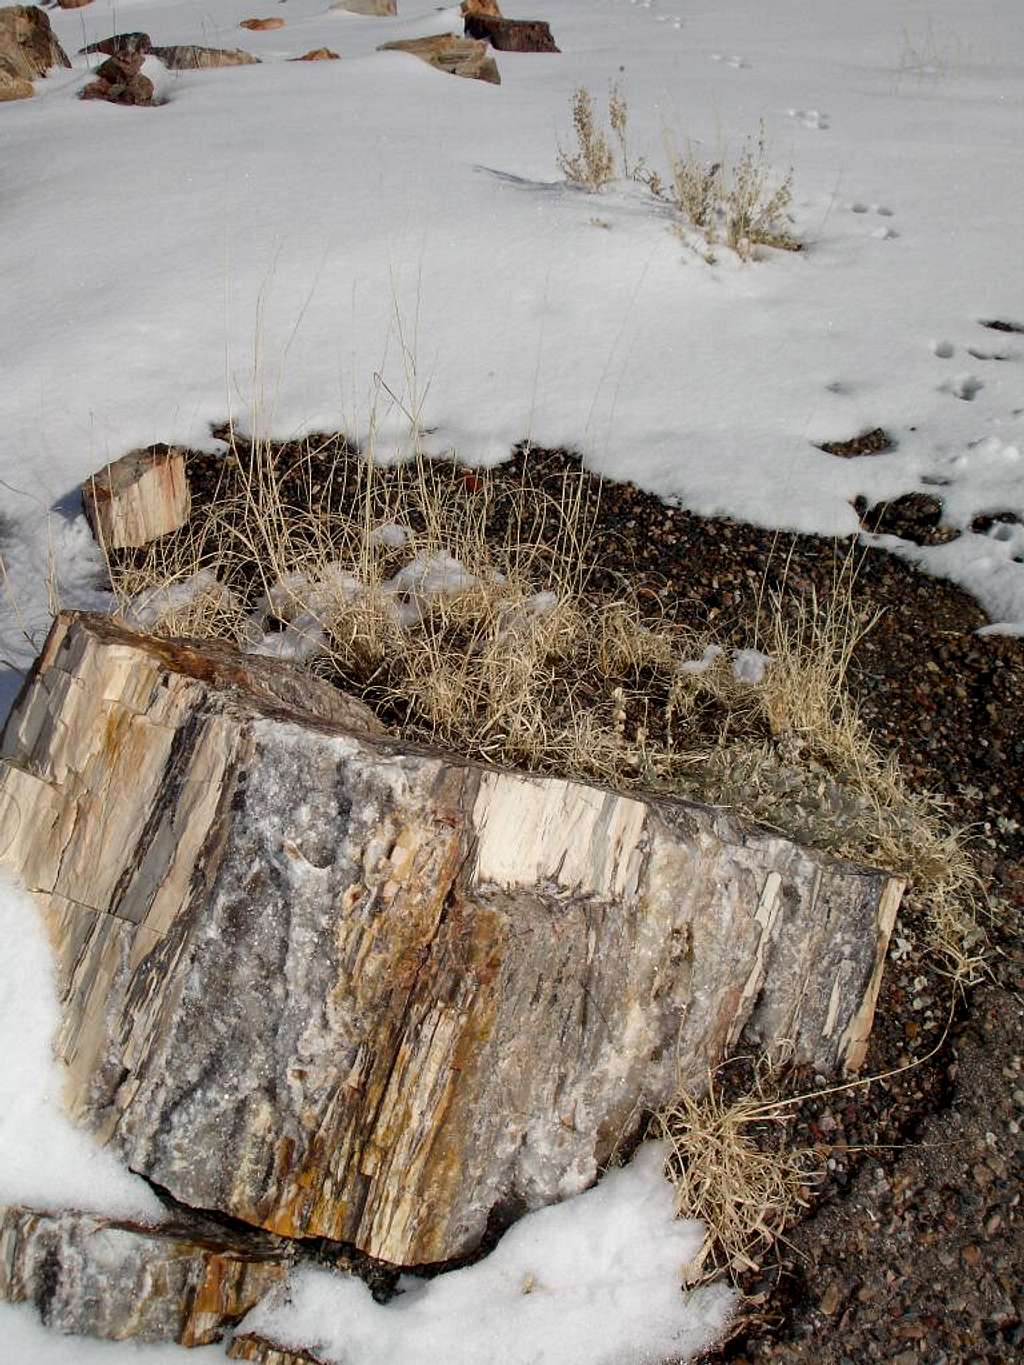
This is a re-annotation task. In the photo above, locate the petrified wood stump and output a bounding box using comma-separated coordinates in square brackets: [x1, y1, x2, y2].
[463, 15, 559, 52]
[0, 613, 902, 1265]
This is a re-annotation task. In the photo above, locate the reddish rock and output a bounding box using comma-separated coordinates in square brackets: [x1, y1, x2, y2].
[292, 47, 340, 61]
[461, 0, 502, 15]
[57, 0, 93, 8]
[463, 14, 559, 52]
[239, 16, 285, 30]
[95, 53, 145, 81]
[80, 71, 154, 105]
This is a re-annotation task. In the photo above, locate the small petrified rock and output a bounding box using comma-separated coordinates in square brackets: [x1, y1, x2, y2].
[240, 16, 286, 30]
[463, 14, 559, 52]
[82, 444, 189, 549]
[95, 52, 145, 81]
[0, 613, 901, 1267]
[331, 0, 397, 13]
[0, 5, 70, 101]
[229, 1335, 328, 1364]
[80, 71, 154, 105]
[151, 44, 260, 69]
[80, 32, 152, 57]
[0, 1205, 292, 1345]
[292, 47, 341, 61]
[378, 33, 500, 84]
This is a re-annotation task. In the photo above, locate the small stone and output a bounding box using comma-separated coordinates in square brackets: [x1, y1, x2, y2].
[961, 1244, 982, 1268]
[819, 1281, 843, 1315]
[240, 17, 286, 29]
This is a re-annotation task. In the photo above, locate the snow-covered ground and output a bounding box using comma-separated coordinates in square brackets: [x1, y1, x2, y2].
[1, 0, 1023, 720]
[1, 0, 1022, 1357]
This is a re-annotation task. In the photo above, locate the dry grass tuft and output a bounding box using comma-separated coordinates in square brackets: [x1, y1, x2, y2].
[557, 86, 616, 191]
[651, 1058, 825, 1285]
[102, 433, 982, 980]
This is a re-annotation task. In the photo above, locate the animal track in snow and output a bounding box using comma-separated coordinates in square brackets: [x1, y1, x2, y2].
[788, 108, 829, 130]
[932, 340, 955, 358]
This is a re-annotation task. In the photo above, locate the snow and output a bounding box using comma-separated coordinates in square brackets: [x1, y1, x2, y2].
[1, 0, 1023, 1355]
[0, 0, 1021, 699]
[0, 872, 165, 1221]
[240, 1142, 735, 1365]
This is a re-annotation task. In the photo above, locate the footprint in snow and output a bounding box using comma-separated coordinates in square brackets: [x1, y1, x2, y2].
[788, 108, 829, 130]
[931, 340, 955, 358]
[943, 373, 983, 401]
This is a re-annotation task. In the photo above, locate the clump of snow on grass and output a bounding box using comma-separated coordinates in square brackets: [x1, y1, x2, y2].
[0, 871, 165, 1222]
[241, 1142, 734, 1365]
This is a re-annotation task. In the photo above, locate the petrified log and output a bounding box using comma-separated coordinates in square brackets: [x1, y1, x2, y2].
[378, 34, 500, 84]
[81, 444, 189, 550]
[0, 613, 902, 1266]
[463, 14, 559, 52]
[0, 1205, 292, 1345]
[151, 44, 261, 69]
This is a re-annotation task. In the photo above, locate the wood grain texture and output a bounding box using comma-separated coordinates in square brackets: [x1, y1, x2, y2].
[0, 613, 903, 1265]
[0, 1205, 291, 1345]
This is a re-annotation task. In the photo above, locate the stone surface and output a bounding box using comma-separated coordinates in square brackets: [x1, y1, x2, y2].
[331, 0, 396, 13]
[240, 16, 285, 30]
[0, 1205, 291, 1345]
[0, 612, 901, 1267]
[463, 14, 559, 52]
[378, 34, 500, 84]
[95, 53, 145, 82]
[0, 5, 70, 100]
[80, 32, 152, 57]
[82, 444, 189, 549]
[57, 0, 92, 8]
[292, 48, 341, 61]
[152, 44, 260, 69]
[461, 0, 502, 16]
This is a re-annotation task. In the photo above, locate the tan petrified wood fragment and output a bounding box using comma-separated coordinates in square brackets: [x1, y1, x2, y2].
[378, 34, 500, 84]
[82, 444, 190, 550]
[0, 1205, 291, 1345]
[0, 613, 902, 1266]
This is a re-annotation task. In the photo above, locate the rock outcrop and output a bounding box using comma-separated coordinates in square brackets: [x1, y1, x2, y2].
[0, 6, 70, 102]
[0, 612, 901, 1267]
[0, 1205, 292, 1345]
[378, 34, 500, 84]
[463, 14, 559, 52]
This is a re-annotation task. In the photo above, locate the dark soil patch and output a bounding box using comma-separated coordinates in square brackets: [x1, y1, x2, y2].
[854, 492, 960, 546]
